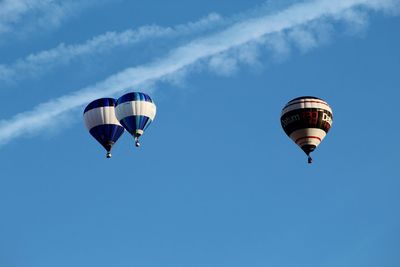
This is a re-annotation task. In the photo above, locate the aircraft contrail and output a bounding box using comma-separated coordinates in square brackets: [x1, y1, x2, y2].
[0, 13, 222, 82]
[0, 0, 397, 145]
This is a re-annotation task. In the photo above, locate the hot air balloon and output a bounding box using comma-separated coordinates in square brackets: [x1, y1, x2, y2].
[83, 98, 125, 158]
[280, 96, 333, 164]
[115, 92, 156, 147]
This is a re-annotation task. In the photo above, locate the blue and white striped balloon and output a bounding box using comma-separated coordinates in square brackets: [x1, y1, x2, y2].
[83, 98, 125, 158]
[115, 92, 156, 147]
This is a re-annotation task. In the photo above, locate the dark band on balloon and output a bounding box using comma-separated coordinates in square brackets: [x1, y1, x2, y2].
[116, 92, 153, 105]
[286, 96, 325, 103]
[283, 100, 330, 110]
[84, 98, 116, 114]
[119, 115, 152, 136]
[89, 124, 125, 151]
[280, 108, 333, 136]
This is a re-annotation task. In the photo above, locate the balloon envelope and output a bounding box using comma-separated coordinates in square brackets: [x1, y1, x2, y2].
[280, 96, 333, 163]
[115, 92, 156, 147]
[83, 98, 124, 158]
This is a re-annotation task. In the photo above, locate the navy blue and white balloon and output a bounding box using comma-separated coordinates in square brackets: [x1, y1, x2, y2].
[115, 92, 157, 147]
[83, 98, 125, 158]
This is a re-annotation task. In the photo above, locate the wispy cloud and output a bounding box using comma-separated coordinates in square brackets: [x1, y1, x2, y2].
[0, 0, 398, 146]
[0, 0, 44, 33]
[0, 0, 100, 37]
[0, 13, 222, 83]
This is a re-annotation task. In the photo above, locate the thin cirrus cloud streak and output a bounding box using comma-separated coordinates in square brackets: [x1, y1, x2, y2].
[0, 0, 50, 34]
[0, 0, 102, 37]
[0, 13, 223, 82]
[0, 0, 398, 146]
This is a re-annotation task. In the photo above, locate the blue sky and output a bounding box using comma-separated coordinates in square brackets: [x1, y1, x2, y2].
[0, 0, 399, 266]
